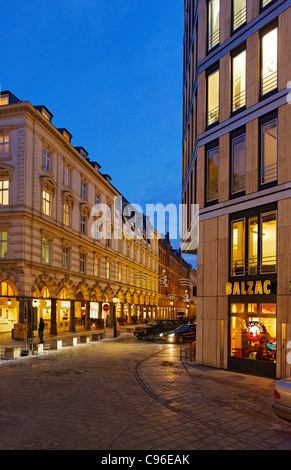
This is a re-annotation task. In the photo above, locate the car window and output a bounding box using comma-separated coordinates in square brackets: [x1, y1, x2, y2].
[148, 320, 159, 326]
[189, 326, 196, 332]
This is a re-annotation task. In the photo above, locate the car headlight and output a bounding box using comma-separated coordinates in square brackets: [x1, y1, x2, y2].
[160, 333, 164, 337]
[168, 333, 175, 338]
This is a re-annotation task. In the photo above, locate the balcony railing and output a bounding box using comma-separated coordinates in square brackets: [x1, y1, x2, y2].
[231, 255, 277, 276]
[208, 28, 219, 50]
[261, 69, 277, 96]
[260, 162, 277, 185]
[232, 89, 246, 112]
[233, 5, 246, 31]
[207, 105, 219, 126]
[231, 174, 246, 194]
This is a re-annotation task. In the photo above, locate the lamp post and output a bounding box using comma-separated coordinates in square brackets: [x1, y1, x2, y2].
[32, 299, 39, 354]
[113, 297, 118, 338]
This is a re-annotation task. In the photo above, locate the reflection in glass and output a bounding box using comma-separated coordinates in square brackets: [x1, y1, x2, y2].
[262, 28, 277, 95]
[261, 119, 277, 185]
[206, 146, 219, 202]
[207, 70, 219, 126]
[208, 0, 220, 50]
[232, 51, 246, 111]
[232, 134, 246, 194]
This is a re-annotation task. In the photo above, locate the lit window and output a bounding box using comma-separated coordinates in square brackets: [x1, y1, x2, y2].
[63, 203, 70, 226]
[206, 145, 219, 202]
[42, 238, 50, 264]
[118, 263, 122, 283]
[233, 0, 246, 31]
[0, 135, 9, 157]
[261, 212, 276, 273]
[231, 220, 245, 275]
[0, 232, 7, 258]
[42, 190, 51, 216]
[106, 260, 110, 279]
[232, 50, 246, 112]
[248, 217, 258, 275]
[62, 246, 70, 270]
[262, 0, 274, 8]
[207, 69, 219, 126]
[231, 132, 246, 194]
[0, 97, 9, 106]
[261, 28, 277, 96]
[0, 180, 9, 205]
[260, 118, 277, 185]
[93, 254, 99, 276]
[43, 149, 50, 171]
[208, 0, 220, 51]
[80, 253, 86, 273]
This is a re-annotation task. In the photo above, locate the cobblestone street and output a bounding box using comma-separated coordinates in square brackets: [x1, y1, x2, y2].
[0, 331, 291, 451]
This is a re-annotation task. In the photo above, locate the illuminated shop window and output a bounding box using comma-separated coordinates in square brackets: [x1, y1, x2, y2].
[0, 135, 9, 158]
[233, 0, 246, 31]
[231, 132, 246, 194]
[207, 69, 219, 126]
[260, 118, 277, 186]
[0, 232, 7, 258]
[0, 281, 14, 296]
[0, 180, 9, 205]
[42, 238, 50, 264]
[231, 220, 245, 275]
[232, 50, 246, 112]
[206, 145, 219, 202]
[208, 0, 220, 51]
[261, 212, 276, 273]
[261, 28, 277, 96]
[230, 304, 276, 362]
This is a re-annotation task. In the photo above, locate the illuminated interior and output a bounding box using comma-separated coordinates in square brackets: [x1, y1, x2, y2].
[208, 70, 219, 126]
[232, 220, 245, 274]
[232, 50, 246, 111]
[207, 146, 219, 201]
[231, 303, 276, 361]
[208, 0, 220, 50]
[261, 119, 277, 184]
[233, 0, 246, 30]
[262, 28, 277, 95]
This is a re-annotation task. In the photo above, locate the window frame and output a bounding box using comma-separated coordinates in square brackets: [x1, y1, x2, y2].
[205, 140, 219, 206]
[230, 126, 246, 198]
[0, 134, 10, 158]
[0, 231, 7, 259]
[260, 24, 278, 99]
[42, 237, 50, 265]
[0, 180, 9, 206]
[231, 45, 246, 115]
[206, 64, 220, 128]
[43, 149, 50, 172]
[232, 0, 247, 33]
[207, 0, 220, 53]
[259, 111, 278, 190]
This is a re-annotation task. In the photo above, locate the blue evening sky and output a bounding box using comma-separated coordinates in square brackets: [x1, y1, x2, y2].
[1, 0, 195, 267]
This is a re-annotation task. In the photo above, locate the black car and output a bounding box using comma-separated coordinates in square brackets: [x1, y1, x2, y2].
[134, 319, 182, 341]
[161, 323, 196, 344]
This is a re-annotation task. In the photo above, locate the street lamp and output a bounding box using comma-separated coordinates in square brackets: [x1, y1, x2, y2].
[7, 298, 12, 308]
[113, 297, 118, 338]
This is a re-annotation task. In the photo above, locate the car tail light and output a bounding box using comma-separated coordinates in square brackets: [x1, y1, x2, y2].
[274, 389, 281, 399]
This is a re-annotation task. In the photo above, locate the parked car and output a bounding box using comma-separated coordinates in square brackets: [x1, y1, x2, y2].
[161, 323, 196, 344]
[272, 378, 291, 422]
[134, 319, 182, 341]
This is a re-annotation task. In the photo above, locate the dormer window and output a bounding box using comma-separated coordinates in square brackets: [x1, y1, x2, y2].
[0, 96, 9, 106]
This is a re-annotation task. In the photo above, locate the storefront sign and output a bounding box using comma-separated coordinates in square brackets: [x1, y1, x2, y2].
[226, 280, 274, 296]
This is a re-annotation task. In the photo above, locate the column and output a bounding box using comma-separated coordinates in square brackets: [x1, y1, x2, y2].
[85, 301, 91, 330]
[69, 300, 75, 332]
[50, 298, 57, 335]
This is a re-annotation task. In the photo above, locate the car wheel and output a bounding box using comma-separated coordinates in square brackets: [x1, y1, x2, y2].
[147, 332, 155, 342]
[177, 335, 184, 344]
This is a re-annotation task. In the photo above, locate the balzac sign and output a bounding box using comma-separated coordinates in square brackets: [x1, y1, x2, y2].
[226, 280, 276, 296]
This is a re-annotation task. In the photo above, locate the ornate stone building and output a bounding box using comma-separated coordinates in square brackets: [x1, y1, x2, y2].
[0, 90, 159, 334]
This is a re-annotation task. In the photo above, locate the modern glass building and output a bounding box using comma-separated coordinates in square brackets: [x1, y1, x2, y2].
[182, 0, 291, 378]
